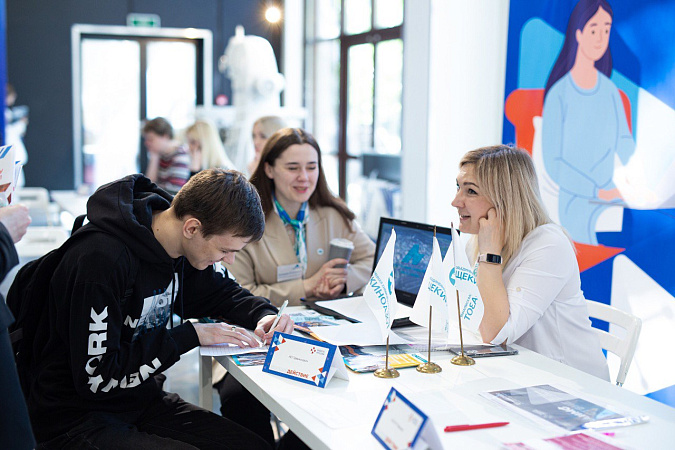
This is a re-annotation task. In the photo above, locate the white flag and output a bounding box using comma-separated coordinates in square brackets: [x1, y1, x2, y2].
[447, 227, 484, 332]
[409, 236, 451, 336]
[361, 229, 398, 341]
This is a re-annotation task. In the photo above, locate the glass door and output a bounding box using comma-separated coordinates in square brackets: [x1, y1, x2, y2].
[81, 38, 141, 187]
[73, 25, 211, 190]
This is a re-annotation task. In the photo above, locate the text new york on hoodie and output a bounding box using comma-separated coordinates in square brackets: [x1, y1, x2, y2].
[29, 174, 277, 441]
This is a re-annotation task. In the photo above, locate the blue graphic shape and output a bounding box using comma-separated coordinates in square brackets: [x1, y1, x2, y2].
[387, 271, 394, 295]
[448, 267, 456, 286]
[597, 208, 675, 296]
[402, 244, 424, 266]
[646, 384, 675, 406]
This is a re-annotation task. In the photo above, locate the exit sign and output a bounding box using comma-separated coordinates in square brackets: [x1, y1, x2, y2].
[127, 13, 161, 28]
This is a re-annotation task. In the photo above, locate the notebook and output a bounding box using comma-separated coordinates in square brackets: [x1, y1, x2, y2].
[303, 217, 456, 328]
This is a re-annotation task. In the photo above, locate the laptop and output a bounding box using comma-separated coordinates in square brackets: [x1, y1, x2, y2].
[302, 217, 456, 327]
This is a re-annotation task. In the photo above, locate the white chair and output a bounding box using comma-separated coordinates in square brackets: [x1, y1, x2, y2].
[586, 300, 642, 387]
[13, 187, 59, 226]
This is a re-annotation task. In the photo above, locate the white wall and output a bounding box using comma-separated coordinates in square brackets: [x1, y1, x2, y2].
[282, 0, 304, 113]
[402, 0, 510, 226]
[401, 0, 432, 222]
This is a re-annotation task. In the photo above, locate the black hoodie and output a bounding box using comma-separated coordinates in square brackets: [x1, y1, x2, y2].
[29, 174, 277, 442]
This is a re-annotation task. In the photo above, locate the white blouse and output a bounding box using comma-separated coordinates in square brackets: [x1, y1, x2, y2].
[489, 224, 610, 381]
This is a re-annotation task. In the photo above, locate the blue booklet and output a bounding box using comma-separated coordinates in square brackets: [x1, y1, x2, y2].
[482, 385, 642, 431]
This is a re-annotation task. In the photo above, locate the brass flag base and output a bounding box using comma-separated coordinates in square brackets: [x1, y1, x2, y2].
[451, 354, 475, 366]
[416, 362, 442, 373]
[374, 367, 400, 378]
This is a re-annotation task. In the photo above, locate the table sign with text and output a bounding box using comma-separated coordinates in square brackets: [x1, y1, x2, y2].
[372, 388, 442, 450]
[262, 332, 349, 388]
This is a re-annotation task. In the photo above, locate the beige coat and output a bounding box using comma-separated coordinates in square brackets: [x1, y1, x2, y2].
[225, 205, 375, 307]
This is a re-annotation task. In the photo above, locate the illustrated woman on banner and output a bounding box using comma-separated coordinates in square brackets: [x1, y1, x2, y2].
[542, 0, 634, 245]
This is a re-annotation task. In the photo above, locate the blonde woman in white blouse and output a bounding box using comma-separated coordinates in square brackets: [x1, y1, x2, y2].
[452, 145, 609, 380]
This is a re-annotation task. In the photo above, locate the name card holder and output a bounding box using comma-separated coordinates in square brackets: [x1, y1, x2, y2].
[262, 332, 349, 388]
[372, 388, 442, 450]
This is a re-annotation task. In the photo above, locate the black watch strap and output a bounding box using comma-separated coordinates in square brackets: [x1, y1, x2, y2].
[478, 253, 502, 265]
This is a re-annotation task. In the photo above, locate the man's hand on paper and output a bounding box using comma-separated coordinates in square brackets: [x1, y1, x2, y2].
[256, 314, 294, 345]
[0, 204, 31, 243]
[193, 322, 262, 348]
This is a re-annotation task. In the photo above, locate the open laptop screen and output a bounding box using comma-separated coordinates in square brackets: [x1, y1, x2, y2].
[373, 217, 455, 307]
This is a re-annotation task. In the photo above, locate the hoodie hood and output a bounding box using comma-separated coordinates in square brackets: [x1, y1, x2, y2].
[86, 174, 174, 265]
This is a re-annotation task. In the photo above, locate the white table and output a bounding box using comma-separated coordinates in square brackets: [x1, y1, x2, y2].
[202, 309, 675, 449]
[50, 190, 90, 219]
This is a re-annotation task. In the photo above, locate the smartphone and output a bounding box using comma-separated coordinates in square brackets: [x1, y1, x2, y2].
[449, 344, 519, 358]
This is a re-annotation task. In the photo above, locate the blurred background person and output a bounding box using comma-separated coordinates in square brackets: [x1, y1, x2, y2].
[0, 204, 34, 450]
[143, 117, 190, 195]
[248, 115, 286, 176]
[185, 119, 235, 178]
[5, 84, 29, 187]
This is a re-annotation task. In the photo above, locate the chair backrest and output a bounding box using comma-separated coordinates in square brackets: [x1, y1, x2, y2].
[13, 187, 53, 226]
[13, 187, 50, 207]
[586, 300, 642, 386]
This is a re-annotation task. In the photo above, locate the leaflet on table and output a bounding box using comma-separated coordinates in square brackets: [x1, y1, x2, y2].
[289, 309, 350, 340]
[481, 384, 647, 432]
[503, 430, 631, 450]
[395, 323, 483, 347]
[287, 309, 347, 328]
[340, 344, 428, 373]
[315, 297, 414, 322]
[200, 342, 269, 357]
[232, 353, 268, 366]
[262, 332, 349, 388]
[372, 388, 443, 450]
[308, 322, 410, 346]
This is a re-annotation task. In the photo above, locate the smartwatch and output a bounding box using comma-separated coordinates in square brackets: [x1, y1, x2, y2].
[478, 253, 502, 265]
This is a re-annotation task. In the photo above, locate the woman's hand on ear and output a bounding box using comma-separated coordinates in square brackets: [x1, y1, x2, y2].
[478, 208, 504, 255]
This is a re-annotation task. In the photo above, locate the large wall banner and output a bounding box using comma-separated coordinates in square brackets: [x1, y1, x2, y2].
[503, 0, 675, 405]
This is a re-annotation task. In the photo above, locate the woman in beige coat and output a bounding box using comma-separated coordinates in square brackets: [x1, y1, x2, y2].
[226, 127, 375, 307]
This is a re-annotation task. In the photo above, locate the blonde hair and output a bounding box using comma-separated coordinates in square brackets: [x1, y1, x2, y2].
[185, 120, 233, 170]
[253, 116, 286, 138]
[460, 145, 552, 267]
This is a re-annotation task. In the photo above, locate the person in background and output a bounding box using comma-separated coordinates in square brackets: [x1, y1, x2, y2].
[229, 127, 375, 306]
[0, 204, 34, 450]
[185, 119, 235, 178]
[248, 116, 286, 176]
[143, 117, 190, 195]
[452, 144, 609, 380]
[5, 83, 29, 187]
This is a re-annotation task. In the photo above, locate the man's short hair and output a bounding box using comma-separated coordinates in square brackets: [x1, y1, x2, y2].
[143, 117, 174, 139]
[172, 169, 264, 241]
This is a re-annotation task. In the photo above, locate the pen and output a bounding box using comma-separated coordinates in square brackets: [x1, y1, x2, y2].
[444, 422, 509, 432]
[270, 299, 289, 331]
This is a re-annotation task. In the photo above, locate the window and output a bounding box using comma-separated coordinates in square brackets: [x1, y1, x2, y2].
[305, 0, 403, 224]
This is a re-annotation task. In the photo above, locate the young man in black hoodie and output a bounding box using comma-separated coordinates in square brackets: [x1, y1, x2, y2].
[21, 169, 292, 449]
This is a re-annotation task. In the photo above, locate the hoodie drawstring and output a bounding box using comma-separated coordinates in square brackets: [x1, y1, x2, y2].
[180, 258, 185, 325]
